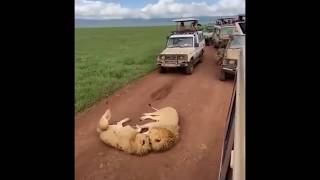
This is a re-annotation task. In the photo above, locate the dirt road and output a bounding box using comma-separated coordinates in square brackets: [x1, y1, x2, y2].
[75, 47, 234, 180]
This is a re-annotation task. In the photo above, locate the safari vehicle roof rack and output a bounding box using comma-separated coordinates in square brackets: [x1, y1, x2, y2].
[215, 15, 245, 26]
[215, 17, 237, 26]
[171, 17, 201, 35]
[217, 17, 236, 20]
[172, 17, 199, 23]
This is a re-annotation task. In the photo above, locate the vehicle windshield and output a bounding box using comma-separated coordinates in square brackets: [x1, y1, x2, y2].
[230, 35, 244, 48]
[167, 37, 193, 48]
[204, 26, 213, 32]
[221, 27, 234, 35]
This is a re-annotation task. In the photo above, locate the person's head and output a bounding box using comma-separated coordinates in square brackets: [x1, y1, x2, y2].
[181, 22, 184, 26]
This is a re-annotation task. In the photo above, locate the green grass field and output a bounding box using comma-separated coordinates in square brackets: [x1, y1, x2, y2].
[75, 26, 174, 112]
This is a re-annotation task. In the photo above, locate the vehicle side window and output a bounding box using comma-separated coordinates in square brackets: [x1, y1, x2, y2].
[194, 36, 199, 46]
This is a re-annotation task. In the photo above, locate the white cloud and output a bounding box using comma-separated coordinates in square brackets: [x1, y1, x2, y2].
[75, 0, 245, 19]
[75, 0, 132, 19]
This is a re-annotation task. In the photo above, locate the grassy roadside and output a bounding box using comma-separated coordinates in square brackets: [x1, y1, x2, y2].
[75, 26, 174, 112]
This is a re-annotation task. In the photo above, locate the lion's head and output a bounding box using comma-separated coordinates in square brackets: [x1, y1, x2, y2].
[148, 127, 177, 152]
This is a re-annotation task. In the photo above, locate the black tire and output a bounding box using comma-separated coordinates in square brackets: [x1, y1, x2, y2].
[159, 67, 166, 73]
[199, 50, 204, 63]
[186, 64, 194, 74]
[219, 70, 226, 81]
[205, 39, 209, 46]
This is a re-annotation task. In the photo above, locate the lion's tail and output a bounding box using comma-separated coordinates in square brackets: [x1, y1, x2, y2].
[97, 109, 111, 133]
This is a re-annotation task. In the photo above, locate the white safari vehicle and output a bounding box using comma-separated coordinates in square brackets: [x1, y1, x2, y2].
[156, 18, 205, 74]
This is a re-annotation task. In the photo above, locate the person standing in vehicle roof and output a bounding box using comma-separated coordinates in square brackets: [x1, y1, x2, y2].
[179, 22, 185, 31]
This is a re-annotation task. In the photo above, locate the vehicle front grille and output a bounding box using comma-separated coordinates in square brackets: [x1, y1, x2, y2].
[165, 60, 178, 64]
[165, 55, 178, 60]
[223, 60, 237, 68]
[223, 63, 237, 69]
[163, 55, 178, 64]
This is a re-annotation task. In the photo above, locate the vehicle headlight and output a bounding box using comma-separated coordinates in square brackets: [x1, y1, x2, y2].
[159, 55, 166, 60]
[229, 60, 235, 65]
[223, 59, 228, 65]
[178, 55, 187, 60]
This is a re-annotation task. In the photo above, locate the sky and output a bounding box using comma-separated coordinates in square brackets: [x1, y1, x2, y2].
[75, 0, 245, 20]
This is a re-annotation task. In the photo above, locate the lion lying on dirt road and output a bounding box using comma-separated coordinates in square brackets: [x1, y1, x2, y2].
[97, 105, 179, 155]
[97, 109, 152, 155]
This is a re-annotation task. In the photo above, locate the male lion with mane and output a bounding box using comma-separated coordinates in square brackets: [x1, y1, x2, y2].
[97, 109, 152, 155]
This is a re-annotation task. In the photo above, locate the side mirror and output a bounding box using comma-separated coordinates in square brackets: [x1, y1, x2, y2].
[195, 43, 199, 47]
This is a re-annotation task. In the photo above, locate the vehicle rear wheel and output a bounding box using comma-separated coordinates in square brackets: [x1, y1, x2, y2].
[159, 67, 166, 73]
[219, 70, 226, 81]
[186, 64, 194, 74]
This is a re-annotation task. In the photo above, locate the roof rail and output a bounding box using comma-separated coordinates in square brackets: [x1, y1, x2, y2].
[172, 17, 199, 22]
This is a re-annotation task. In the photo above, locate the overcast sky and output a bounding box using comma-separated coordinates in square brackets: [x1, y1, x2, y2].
[75, 0, 245, 19]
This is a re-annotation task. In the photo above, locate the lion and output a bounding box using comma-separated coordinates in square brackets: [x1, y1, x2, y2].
[97, 109, 152, 156]
[136, 105, 179, 152]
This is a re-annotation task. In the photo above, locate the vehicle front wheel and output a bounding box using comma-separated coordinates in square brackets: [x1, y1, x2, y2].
[219, 70, 226, 81]
[159, 67, 166, 73]
[199, 50, 204, 63]
[205, 39, 209, 46]
[186, 64, 194, 74]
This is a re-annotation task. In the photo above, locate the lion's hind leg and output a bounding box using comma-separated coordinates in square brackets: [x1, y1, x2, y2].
[116, 117, 131, 126]
[140, 115, 160, 121]
[142, 112, 161, 116]
[97, 109, 111, 133]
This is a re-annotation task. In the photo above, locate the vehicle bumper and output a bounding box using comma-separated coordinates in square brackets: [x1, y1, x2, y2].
[222, 67, 236, 74]
[157, 62, 189, 67]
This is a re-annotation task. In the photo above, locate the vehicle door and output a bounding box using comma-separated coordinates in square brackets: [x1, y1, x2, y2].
[194, 35, 201, 59]
[198, 32, 205, 49]
[215, 28, 221, 42]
